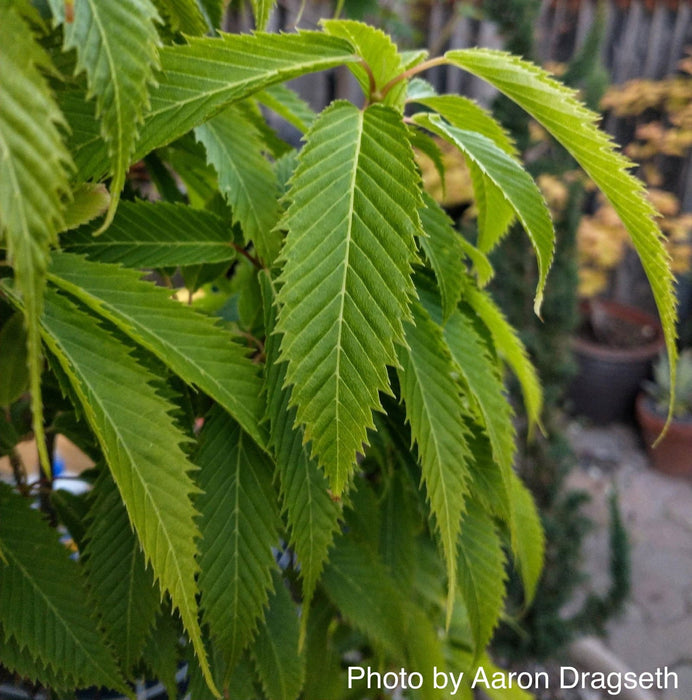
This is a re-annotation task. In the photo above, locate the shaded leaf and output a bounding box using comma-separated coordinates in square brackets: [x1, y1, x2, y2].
[397, 301, 472, 620]
[35, 288, 215, 693]
[84, 471, 159, 671]
[153, 0, 208, 35]
[321, 535, 408, 659]
[48, 252, 266, 448]
[252, 572, 305, 700]
[61, 200, 237, 268]
[0, 313, 29, 407]
[0, 3, 73, 474]
[0, 622, 72, 693]
[463, 284, 543, 433]
[262, 274, 340, 610]
[56, 0, 161, 228]
[508, 470, 544, 605]
[50, 488, 90, 551]
[196, 408, 281, 671]
[196, 104, 281, 265]
[0, 483, 126, 692]
[142, 606, 183, 698]
[418, 192, 466, 320]
[457, 501, 507, 660]
[257, 84, 316, 134]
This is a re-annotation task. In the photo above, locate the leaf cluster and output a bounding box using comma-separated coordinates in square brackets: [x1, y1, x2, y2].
[0, 2, 678, 698]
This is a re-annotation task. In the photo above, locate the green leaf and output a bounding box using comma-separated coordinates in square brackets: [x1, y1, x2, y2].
[462, 285, 543, 434]
[457, 501, 507, 660]
[141, 608, 183, 699]
[446, 48, 678, 391]
[396, 301, 472, 621]
[58, 86, 108, 183]
[276, 101, 421, 493]
[47, 252, 266, 448]
[458, 235, 494, 287]
[410, 95, 517, 253]
[321, 534, 408, 659]
[0, 313, 29, 406]
[252, 572, 305, 700]
[465, 429, 511, 526]
[84, 471, 159, 671]
[416, 113, 554, 314]
[196, 408, 281, 672]
[508, 470, 544, 605]
[468, 161, 517, 255]
[262, 274, 340, 610]
[418, 192, 466, 320]
[0, 483, 126, 692]
[56, 0, 161, 229]
[0, 4, 71, 247]
[135, 31, 358, 158]
[34, 288, 216, 694]
[302, 596, 344, 700]
[199, 0, 224, 29]
[251, 0, 274, 30]
[322, 19, 406, 107]
[0, 3, 73, 474]
[257, 84, 316, 134]
[439, 304, 516, 475]
[411, 94, 517, 156]
[378, 468, 418, 595]
[153, 0, 209, 35]
[404, 605, 448, 700]
[60, 200, 237, 268]
[61, 184, 110, 232]
[0, 623, 71, 693]
[195, 104, 282, 265]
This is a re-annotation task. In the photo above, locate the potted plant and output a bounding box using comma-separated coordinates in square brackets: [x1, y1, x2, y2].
[636, 349, 692, 477]
[569, 297, 666, 423]
[567, 60, 692, 425]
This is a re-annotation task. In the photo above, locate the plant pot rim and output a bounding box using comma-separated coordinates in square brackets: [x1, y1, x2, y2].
[636, 392, 692, 429]
[572, 299, 665, 362]
[636, 392, 692, 477]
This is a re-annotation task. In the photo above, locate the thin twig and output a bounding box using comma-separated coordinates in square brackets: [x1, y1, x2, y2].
[231, 242, 263, 269]
[380, 56, 449, 100]
[361, 60, 378, 105]
[9, 447, 30, 497]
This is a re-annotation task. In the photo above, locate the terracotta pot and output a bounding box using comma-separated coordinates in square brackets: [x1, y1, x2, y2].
[569, 300, 665, 423]
[635, 393, 692, 477]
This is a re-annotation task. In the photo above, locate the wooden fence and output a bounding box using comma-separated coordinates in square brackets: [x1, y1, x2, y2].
[235, 1, 692, 101]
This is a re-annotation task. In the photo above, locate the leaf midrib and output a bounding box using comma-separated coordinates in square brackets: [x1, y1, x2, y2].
[333, 109, 364, 485]
[85, 0, 123, 171]
[406, 347, 455, 549]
